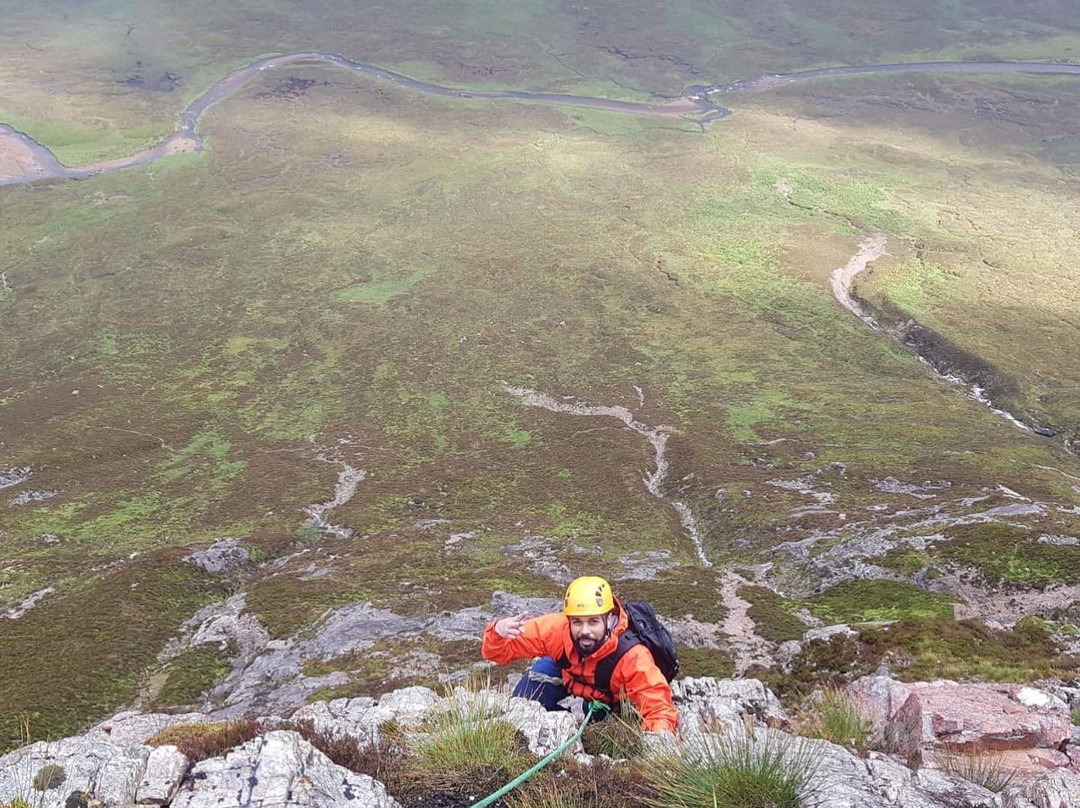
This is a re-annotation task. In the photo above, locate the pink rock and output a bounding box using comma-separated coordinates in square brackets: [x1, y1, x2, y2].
[890, 682, 1070, 755]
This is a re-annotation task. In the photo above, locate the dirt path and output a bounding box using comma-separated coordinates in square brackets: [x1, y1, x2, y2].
[718, 570, 774, 674]
[6, 57, 1080, 186]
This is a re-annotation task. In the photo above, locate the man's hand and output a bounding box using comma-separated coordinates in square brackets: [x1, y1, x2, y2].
[494, 612, 528, 639]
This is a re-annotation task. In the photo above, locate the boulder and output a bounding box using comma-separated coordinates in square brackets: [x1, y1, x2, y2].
[890, 682, 1070, 756]
[502, 697, 579, 756]
[135, 744, 189, 804]
[674, 676, 789, 728]
[170, 730, 399, 808]
[183, 538, 250, 574]
[0, 737, 148, 808]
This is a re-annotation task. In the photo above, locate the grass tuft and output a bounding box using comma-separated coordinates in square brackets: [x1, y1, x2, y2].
[146, 720, 262, 763]
[31, 763, 66, 791]
[511, 758, 657, 808]
[939, 745, 1017, 793]
[581, 702, 646, 759]
[645, 729, 819, 808]
[794, 688, 871, 755]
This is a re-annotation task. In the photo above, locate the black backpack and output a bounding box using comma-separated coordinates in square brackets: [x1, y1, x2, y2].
[556, 601, 680, 701]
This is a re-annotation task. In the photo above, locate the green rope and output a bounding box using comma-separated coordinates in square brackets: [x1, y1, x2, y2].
[472, 700, 610, 808]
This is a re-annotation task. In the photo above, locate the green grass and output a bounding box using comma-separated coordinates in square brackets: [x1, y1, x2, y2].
[411, 690, 532, 795]
[4, 0, 1080, 750]
[151, 645, 234, 710]
[940, 746, 1017, 794]
[805, 580, 956, 624]
[646, 730, 819, 808]
[795, 687, 871, 755]
[741, 586, 807, 643]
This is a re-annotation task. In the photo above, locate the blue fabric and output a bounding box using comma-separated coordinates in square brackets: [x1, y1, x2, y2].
[512, 656, 568, 711]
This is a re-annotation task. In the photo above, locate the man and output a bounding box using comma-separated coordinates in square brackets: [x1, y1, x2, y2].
[481, 575, 678, 732]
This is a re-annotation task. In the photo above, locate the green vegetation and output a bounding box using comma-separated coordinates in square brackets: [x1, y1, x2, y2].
[581, 703, 646, 759]
[678, 647, 736, 680]
[151, 645, 234, 710]
[741, 586, 807, 643]
[31, 763, 66, 791]
[645, 731, 819, 808]
[795, 688, 871, 756]
[805, 580, 956, 624]
[412, 691, 532, 796]
[4, 0, 1080, 751]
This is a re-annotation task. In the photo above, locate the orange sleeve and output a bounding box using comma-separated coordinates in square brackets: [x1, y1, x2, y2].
[482, 612, 566, 665]
[610, 644, 678, 732]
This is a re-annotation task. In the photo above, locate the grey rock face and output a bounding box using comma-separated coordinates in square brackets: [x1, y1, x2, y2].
[674, 676, 788, 728]
[0, 737, 149, 808]
[135, 745, 189, 804]
[169, 730, 399, 808]
[183, 538, 251, 574]
[1007, 769, 1080, 808]
[501, 697, 579, 756]
[87, 711, 213, 747]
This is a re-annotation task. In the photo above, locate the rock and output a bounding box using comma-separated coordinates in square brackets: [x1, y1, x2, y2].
[804, 624, 857, 643]
[0, 737, 148, 808]
[1014, 769, 1080, 808]
[170, 730, 399, 808]
[503, 697, 580, 756]
[378, 686, 439, 719]
[135, 745, 189, 804]
[86, 710, 212, 746]
[674, 677, 788, 728]
[290, 698, 394, 746]
[183, 538, 250, 574]
[847, 675, 915, 747]
[890, 682, 1070, 756]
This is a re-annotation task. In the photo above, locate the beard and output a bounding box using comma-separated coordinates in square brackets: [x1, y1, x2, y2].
[574, 635, 601, 656]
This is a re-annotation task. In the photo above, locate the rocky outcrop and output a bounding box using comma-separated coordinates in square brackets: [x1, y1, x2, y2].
[182, 539, 251, 575]
[170, 731, 397, 808]
[0, 736, 149, 808]
[1, 677, 1076, 808]
[849, 677, 1071, 759]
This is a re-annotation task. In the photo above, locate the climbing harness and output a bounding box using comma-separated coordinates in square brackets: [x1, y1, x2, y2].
[471, 700, 610, 808]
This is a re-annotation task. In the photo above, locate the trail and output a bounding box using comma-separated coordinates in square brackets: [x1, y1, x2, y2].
[506, 386, 711, 567]
[718, 570, 775, 674]
[6, 56, 1080, 186]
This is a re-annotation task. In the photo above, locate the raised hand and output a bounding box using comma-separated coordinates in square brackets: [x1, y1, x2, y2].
[494, 612, 528, 639]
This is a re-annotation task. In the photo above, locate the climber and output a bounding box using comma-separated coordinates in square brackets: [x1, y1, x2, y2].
[481, 575, 679, 733]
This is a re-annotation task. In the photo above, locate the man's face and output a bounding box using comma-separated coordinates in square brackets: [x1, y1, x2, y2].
[569, 613, 609, 656]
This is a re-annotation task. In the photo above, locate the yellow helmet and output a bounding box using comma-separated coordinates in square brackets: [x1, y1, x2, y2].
[563, 576, 614, 616]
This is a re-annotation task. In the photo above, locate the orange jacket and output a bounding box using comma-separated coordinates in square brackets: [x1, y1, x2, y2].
[482, 598, 678, 732]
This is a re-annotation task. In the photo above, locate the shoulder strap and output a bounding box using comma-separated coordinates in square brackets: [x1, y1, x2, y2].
[592, 630, 640, 699]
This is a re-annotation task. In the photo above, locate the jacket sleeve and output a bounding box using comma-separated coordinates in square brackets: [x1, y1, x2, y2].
[482, 613, 565, 665]
[611, 644, 679, 732]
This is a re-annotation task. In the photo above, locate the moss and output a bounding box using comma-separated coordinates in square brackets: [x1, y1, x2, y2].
[939, 523, 1080, 588]
[805, 580, 956, 624]
[677, 647, 736, 679]
[32, 764, 66, 791]
[740, 586, 807, 643]
[152, 645, 234, 710]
